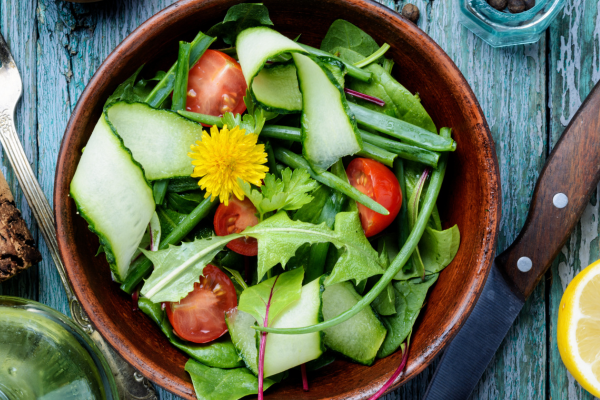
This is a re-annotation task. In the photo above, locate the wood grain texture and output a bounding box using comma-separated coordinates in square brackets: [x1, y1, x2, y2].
[382, 0, 548, 398]
[3, 0, 600, 399]
[549, 0, 600, 398]
[0, 0, 39, 300]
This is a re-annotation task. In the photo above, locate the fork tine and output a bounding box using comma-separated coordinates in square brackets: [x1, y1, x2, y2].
[0, 31, 15, 68]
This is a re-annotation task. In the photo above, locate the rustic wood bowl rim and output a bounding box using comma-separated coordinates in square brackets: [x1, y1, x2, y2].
[54, 0, 501, 398]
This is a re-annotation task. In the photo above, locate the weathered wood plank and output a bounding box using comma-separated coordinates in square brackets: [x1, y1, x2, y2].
[548, 0, 600, 397]
[389, 0, 548, 399]
[0, 0, 39, 300]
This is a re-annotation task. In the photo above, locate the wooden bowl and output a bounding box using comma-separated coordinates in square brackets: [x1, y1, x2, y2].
[54, 0, 501, 398]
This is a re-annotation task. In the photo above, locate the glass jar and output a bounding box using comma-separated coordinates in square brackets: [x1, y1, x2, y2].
[0, 296, 118, 400]
[457, 0, 565, 47]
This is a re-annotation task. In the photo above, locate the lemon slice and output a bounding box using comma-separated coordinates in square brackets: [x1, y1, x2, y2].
[557, 259, 600, 397]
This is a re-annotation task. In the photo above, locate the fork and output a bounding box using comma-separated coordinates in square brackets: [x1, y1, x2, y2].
[0, 32, 157, 400]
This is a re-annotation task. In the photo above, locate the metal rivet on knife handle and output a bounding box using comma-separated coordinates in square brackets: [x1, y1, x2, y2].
[553, 193, 568, 209]
[517, 257, 532, 272]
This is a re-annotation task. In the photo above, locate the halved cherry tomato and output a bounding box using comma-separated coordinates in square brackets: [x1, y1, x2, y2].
[186, 50, 247, 117]
[165, 264, 237, 343]
[214, 197, 259, 256]
[347, 158, 402, 237]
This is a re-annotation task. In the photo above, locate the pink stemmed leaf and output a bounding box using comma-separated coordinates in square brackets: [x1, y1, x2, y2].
[237, 268, 305, 400]
[344, 88, 386, 107]
[257, 275, 279, 400]
[301, 363, 309, 391]
[368, 337, 411, 400]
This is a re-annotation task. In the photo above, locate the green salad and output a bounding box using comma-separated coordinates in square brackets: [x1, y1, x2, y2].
[70, 4, 460, 399]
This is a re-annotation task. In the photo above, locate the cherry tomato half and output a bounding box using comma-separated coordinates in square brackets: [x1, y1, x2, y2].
[347, 158, 402, 237]
[214, 197, 259, 256]
[186, 50, 247, 117]
[165, 264, 237, 343]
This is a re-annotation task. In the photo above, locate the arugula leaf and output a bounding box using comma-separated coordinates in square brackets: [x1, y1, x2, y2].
[141, 210, 383, 301]
[185, 360, 277, 400]
[238, 168, 319, 220]
[238, 268, 304, 326]
[138, 298, 243, 368]
[377, 274, 439, 358]
[207, 3, 273, 46]
[321, 19, 380, 58]
[140, 236, 232, 303]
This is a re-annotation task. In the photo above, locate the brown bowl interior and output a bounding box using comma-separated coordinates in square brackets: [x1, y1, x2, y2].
[54, 0, 500, 398]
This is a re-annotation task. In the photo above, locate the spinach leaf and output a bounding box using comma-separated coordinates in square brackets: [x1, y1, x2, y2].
[419, 225, 460, 273]
[138, 298, 243, 368]
[167, 177, 201, 193]
[167, 192, 200, 214]
[156, 206, 187, 238]
[377, 274, 438, 358]
[321, 19, 380, 58]
[207, 3, 273, 46]
[239, 168, 319, 221]
[185, 360, 277, 400]
[104, 66, 166, 107]
[407, 169, 430, 279]
[238, 267, 304, 326]
[348, 63, 437, 133]
[372, 239, 396, 315]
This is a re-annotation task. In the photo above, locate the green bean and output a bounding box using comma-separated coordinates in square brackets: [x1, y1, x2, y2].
[260, 125, 396, 167]
[153, 180, 169, 205]
[354, 43, 391, 69]
[178, 110, 223, 127]
[255, 129, 450, 334]
[145, 32, 215, 108]
[171, 42, 191, 112]
[304, 160, 349, 284]
[359, 129, 439, 168]
[120, 198, 218, 294]
[394, 160, 411, 272]
[273, 147, 389, 215]
[349, 103, 456, 152]
[264, 142, 281, 179]
[298, 44, 372, 82]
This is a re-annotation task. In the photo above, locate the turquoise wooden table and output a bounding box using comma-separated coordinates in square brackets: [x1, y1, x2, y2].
[0, 0, 598, 399]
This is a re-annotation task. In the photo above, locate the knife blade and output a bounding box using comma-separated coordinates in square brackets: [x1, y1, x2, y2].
[424, 80, 600, 400]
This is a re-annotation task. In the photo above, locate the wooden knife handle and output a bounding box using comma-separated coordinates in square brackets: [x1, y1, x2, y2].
[496, 81, 600, 300]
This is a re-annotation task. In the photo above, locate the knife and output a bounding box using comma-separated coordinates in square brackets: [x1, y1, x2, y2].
[424, 81, 600, 400]
[0, 32, 157, 400]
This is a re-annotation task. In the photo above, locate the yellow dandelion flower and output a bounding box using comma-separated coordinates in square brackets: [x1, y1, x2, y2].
[189, 124, 268, 206]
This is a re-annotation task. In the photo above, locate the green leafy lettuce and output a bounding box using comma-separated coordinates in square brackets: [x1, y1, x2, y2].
[239, 168, 319, 220]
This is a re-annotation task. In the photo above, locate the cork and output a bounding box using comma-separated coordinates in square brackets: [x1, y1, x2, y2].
[0, 170, 42, 282]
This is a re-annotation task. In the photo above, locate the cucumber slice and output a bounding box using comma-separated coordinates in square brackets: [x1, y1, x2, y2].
[252, 63, 302, 113]
[105, 101, 204, 180]
[225, 309, 259, 375]
[263, 276, 324, 377]
[322, 281, 387, 365]
[292, 53, 363, 172]
[236, 27, 306, 87]
[70, 115, 155, 281]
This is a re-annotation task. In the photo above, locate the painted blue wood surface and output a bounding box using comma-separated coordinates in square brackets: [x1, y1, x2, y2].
[0, 1, 599, 399]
